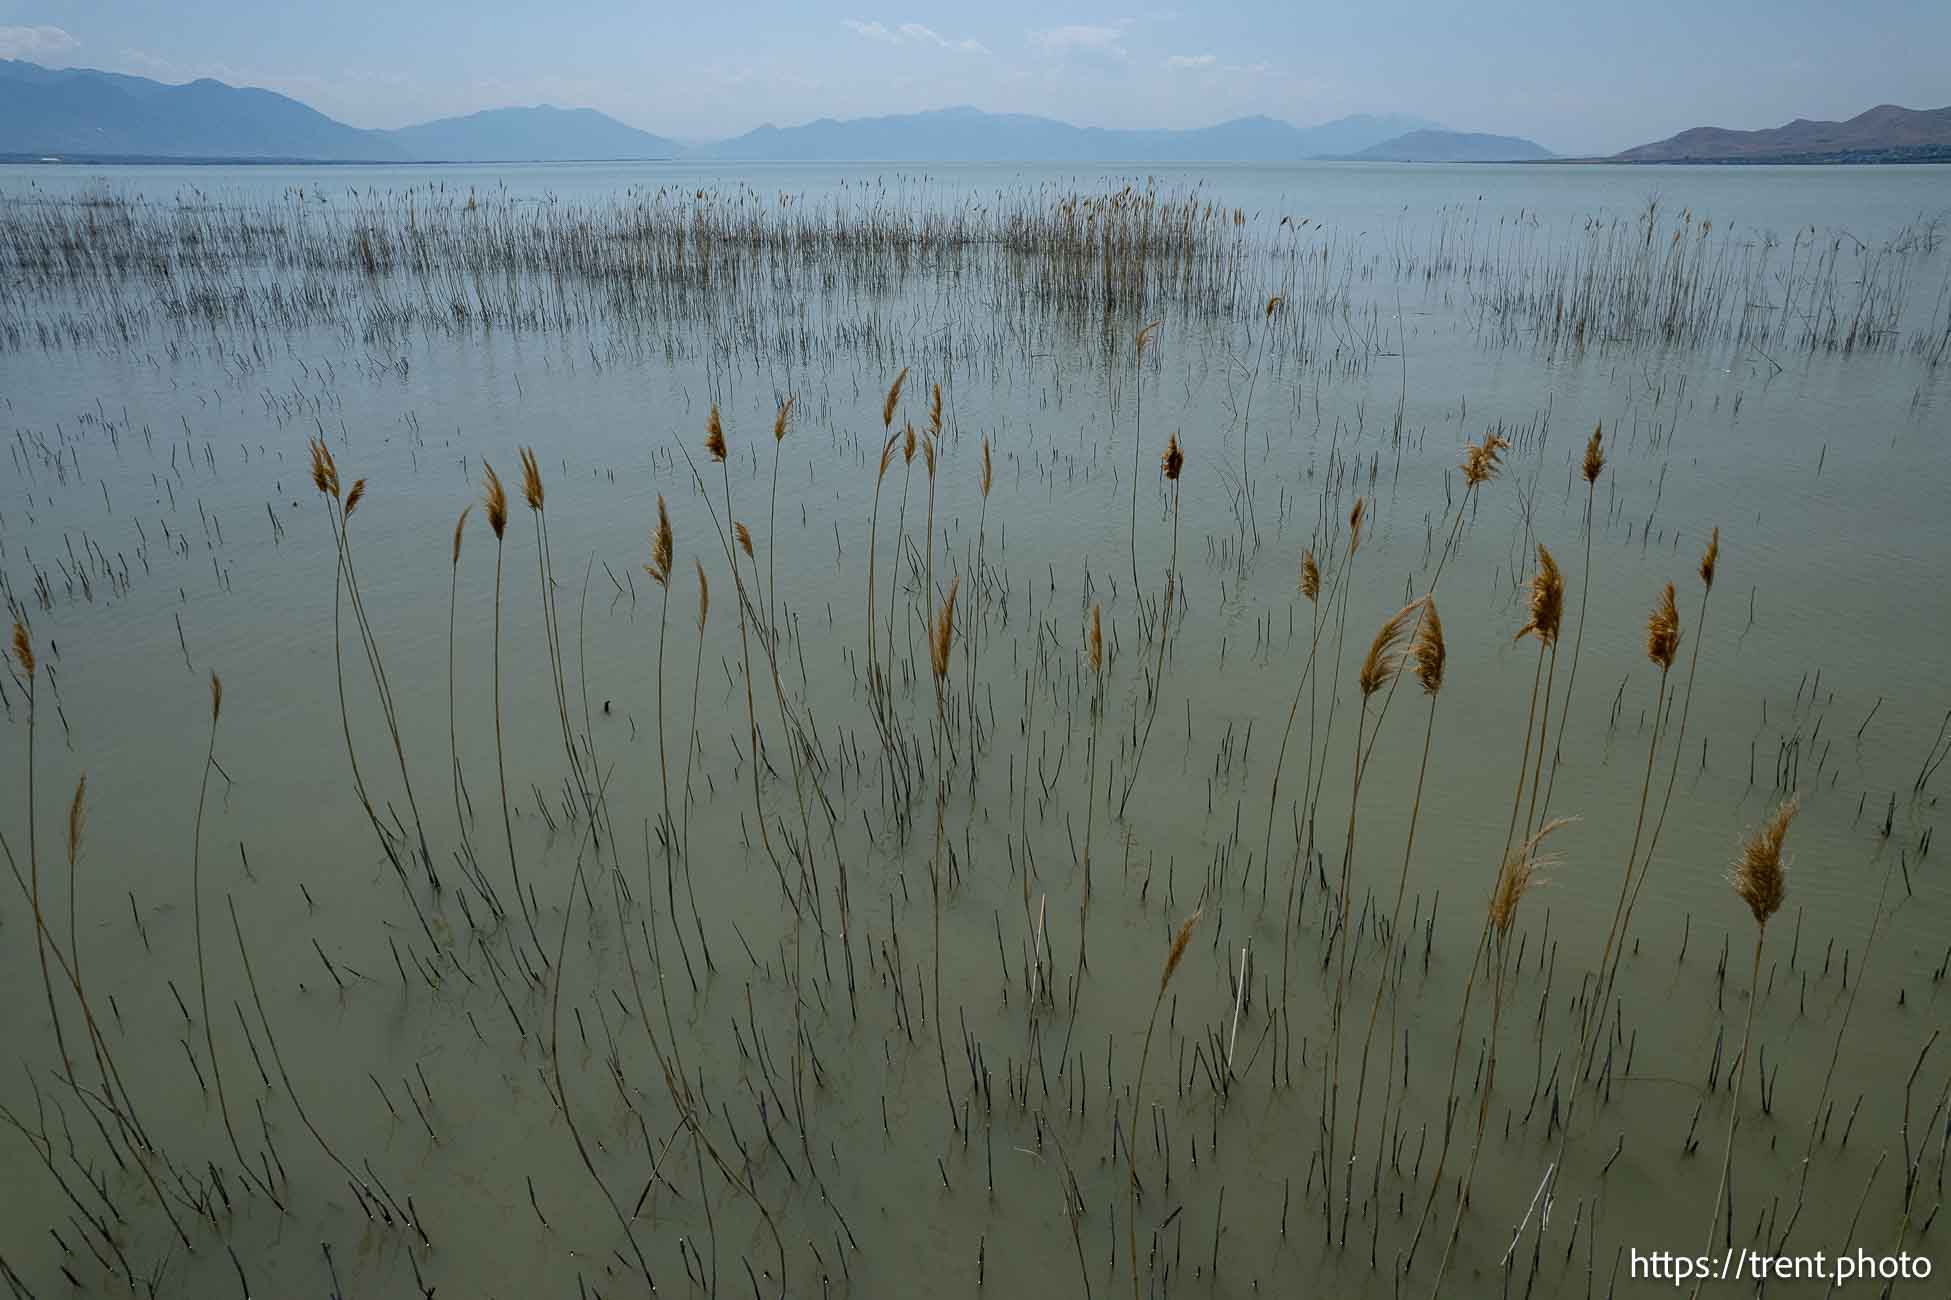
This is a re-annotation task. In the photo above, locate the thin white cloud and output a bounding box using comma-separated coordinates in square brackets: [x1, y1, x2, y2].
[843, 19, 987, 54]
[0, 24, 79, 59]
[1027, 24, 1127, 59]
[1165, 53, 1217, 69]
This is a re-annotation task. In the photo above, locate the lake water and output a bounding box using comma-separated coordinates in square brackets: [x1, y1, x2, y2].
[2, 159, 1949, 1297]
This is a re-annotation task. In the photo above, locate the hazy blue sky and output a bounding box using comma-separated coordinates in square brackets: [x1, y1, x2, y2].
[3, 1, 1945, 153]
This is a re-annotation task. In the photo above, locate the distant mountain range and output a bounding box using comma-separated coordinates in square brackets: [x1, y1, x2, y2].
[1611, 104, 1951, 164]
[0, 59, 680, 161]
[1344, 130, 1552, 162]
[686, 106, 1463, 162]
[0, 59, 1555, 164]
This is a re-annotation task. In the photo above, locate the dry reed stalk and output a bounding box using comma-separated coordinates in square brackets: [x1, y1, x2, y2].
[645, 495, 699, 991]
[1130, 908, 1201, 1299]
[1129, 321, 1160, 593]
[1344, 601, 1445, 1243]
[886, 421, 917, 666]
[1541, 426, 1605, 817]
[483, 463, 543, 956]
[190, 671, 256, 1191]
[13, 622, 78, 1111]
[1516, 545, 1565, 838]
[1430, 819, 1573, 1295]
[1329, 598, 1418, 1242]
[447, 505, 485, 903]
[1119, 432, 1185, 815]
[767, 394, 794, 633]
[521, 445, 600, 862]
[1699, 799, 1795, 1284]
[1081, 603, 1104, 967]
[679, 559, 710, 939]
[865, 372, 905, 686]
[929, 577, 960, 1127]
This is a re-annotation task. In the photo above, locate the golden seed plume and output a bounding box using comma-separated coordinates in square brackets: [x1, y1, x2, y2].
[1265, 294, 1283, 319]
[518, 446, 544, 511]
[1088, 604, 1103, 676]
[67, 774, 86, 866]
[1582, 424, 1606, 484]
[1414, 598, 1446, 695]
[980, 437, 993, 499]
[1348, 497, 1367, 556]
[342, 478, 366, 519]
[923, 436, 936, 478]
[735, 522, 754, 559]
[1515, 545, 1564, 646]
[928, 382, 943, 437]
[11, 620, 33, 678]
[482, 463, 508, 539]
[307, 436, 341, 499]
[1490, 817, 1574, 936]
[931, 577, 960, 681]
[1359, 599, 1418, 698]
[706, 405, 727, 463]
[1136, 321, 1161, 360]
[1301, 549, 1320, 603]
[1646, 582, 1681, 670]
[209, 671, 223, 722]
[1699, 526, 1720, 591]
[451, 505, 471, 567]
[1160, 908, 1202, 993]
[646, 495, 674, 586]
[878, 430, 899, 480]
[695, 559, 710, 630]
[1732, 797, 1797, 925]
[883, 368, 909, 429]
[774, 394, 796, 443]
[1461, 431, 1510, 487]
[1162, 432, 1184, 481]
[902, 422, 916, 464]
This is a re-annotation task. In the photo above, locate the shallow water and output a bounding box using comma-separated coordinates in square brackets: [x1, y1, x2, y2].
[1, 161, 1949, 1298]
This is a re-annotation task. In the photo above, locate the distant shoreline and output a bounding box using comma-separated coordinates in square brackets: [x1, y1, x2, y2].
[6, 152, 1950, 169]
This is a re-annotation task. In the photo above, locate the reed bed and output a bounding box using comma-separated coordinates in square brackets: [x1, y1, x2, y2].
[0, 169, 1945, 1300]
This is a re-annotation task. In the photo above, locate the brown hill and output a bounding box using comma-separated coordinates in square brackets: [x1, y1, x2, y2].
[1613, 104, 1951, 162]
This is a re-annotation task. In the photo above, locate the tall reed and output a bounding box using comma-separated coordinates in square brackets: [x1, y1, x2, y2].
[1130, 909, 1201, 1299]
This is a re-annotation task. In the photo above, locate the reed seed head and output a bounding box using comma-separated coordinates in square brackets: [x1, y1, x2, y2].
[928, 383, 943, 437]
[1162, 433, 1184, 481]
[342, 478, 366, 519]
[923, 436, 936, 479]
[695, 559, 710, 630]
[1301, 549, 1320, 603]
[735, 522, 754, 559]
[883, 368, 908, 429]
[307, 436, 341, 499]
[981, 437, 993, 499]
[1515, 544, 1564, 646]
[1089, 604, 1103, 676]
[1646, 582, 1681, 670]
[1160, 908, 1201, 993]
[1414, 598, 1446, 696]
[774, 394, 796, 443]
[646, 495, 674, 587]
[706, 405, 727, 463]
[1348, 497, 1367, 556]
[67, 774, 86, 868]
[1136, 320, 1161, 360]
[1265, 295, 1283, 319]
[451, 505, 471, 567]
[518, 447, 544, 511]
[878, 430, 899, 480]
[1490, 817, 1573, 937]
[903, 422, 916, 465]
[1360, 599, 1418, 698]
[482, 463, 508, 539]
[1699, 526, 1720, 591]
[11, 620, 32, 678]
[210, 671, 223, 723]
[931, 577, 960, 681]
[1461, 431, 1510, 487]
[1732, 797, 1796, 926]
[1582, 424, 1605, 484]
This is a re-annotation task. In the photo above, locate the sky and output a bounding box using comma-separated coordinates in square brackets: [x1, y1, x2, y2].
[2, 0, 1946, 155]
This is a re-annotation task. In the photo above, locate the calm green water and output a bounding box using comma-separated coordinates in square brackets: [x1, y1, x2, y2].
[1, 161, 1948, 1298]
